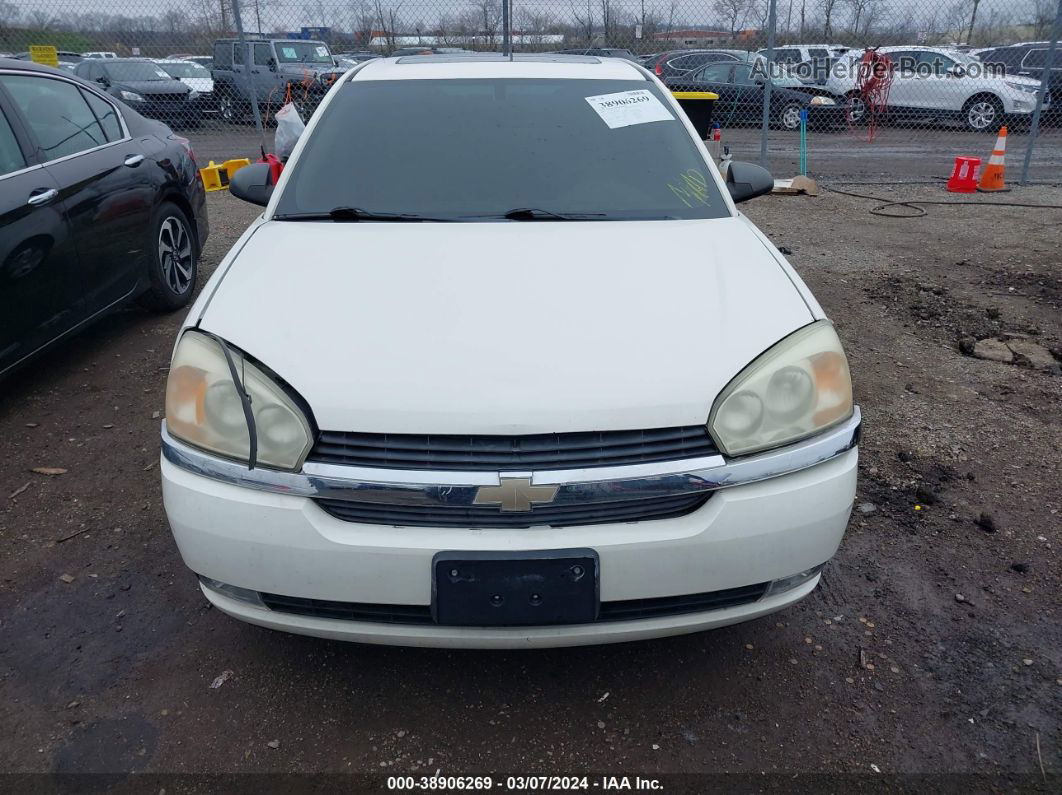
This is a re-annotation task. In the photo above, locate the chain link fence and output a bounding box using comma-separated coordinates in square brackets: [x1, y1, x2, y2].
[3, 0, 1059, 181]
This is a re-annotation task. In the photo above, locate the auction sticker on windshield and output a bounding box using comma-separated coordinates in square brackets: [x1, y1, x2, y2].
[585, 89, 673, 129]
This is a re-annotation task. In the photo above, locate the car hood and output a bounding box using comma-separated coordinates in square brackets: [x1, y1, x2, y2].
[198, 218, 814, 434]
[1000, 74, 1041, 88]
[114, 79, 190, 95]
[178, 76, 213, 92]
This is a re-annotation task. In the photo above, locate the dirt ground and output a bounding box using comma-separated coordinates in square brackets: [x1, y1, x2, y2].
[1, 185, 1059, 789]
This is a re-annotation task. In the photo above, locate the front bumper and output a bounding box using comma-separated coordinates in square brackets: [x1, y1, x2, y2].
[161, 410, 860, 648]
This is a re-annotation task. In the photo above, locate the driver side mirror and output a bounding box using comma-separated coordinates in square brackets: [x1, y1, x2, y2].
[949, 65, 966, 77]
[725, 161, 774, 203]
[268, 57, 278, 72]
[229, 163, 274, 207]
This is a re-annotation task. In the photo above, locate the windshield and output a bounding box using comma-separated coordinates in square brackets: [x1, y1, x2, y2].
[105, 62, 172, 82]
[275, 78, 728, 221]
[159, 61, 208, 78]
[274, 42, 333, 64]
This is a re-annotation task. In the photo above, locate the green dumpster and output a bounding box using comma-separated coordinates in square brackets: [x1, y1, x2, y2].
[671, 91, 719, 139]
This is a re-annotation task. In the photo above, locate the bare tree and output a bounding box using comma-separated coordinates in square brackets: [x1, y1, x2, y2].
[818, 0, 841, 37]
[27, 10, 57, 30]
[569, 0, 593, 44]
[714, 0, 754, 37]
[475, 0, 502, 47]
[0, 0, 20, 45]
[373, 0, 404, 50]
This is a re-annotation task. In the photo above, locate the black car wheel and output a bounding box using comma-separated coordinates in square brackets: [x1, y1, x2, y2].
[846, 92, 868, 125]
[218, 92, 244, 124]
[779, 102, 804, 130]
[963, 95, 1004, 132]
[140, 203, 197, 312]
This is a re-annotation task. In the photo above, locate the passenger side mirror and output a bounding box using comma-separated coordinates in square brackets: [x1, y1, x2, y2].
[96, 76, 110, 87]
[725, 161, 774, 203]
[229, 163, 274, 207]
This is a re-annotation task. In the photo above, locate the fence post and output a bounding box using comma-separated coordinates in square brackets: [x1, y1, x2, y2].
[759, 0, 778, 168]
[231, 0, 267, 157]
[502, 0, 511, 56]
[1020, 0, 1062, 185]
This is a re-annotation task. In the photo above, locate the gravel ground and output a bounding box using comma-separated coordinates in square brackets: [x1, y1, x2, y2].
[0, 185, 1059, 789]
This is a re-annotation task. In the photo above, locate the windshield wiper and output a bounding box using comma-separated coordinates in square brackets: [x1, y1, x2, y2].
[273, 207, 452, 222]
[500, 208, 610, 221]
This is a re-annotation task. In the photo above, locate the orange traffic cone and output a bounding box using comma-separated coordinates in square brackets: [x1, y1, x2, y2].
[978, 127, 1008, 192]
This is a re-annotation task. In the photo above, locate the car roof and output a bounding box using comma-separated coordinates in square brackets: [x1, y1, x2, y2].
[352, 53, 646, 81]
[1, 57, 76, 73]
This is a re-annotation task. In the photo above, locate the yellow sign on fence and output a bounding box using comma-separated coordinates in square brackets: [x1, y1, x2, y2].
[29, 45, 59, 68]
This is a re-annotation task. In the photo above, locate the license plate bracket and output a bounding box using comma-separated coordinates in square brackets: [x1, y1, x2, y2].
[432, 549, 599, 627]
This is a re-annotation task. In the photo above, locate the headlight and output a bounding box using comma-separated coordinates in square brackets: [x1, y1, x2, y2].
[119, 90, 144, 102]
[187, 90, 201, 101]
[165, 330, 313, 470]
[1005, 81, 1039, 94]
[809, 95, 836, 105]
[708, 321, 853, 456]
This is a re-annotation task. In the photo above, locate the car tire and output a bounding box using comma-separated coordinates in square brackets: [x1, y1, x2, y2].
[846, 92, 868, 125]
[139, 203, 198, 312]
[218, 91, 244, 124]
[779, 102, 804, 130]
[963, 95, 1004, 132]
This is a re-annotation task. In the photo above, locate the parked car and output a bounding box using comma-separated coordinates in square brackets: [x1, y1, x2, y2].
[334, 51, 381, 65]
[758, 44, 851, 65]
[824, 46, 1046, 131]
[668, 59, 847, 130]
[0, 58, 207, 377]
[74, 57, 201, 126]
[976, 42, 1060, 124]
[160, 54, 859, 648]
[155, 59, 217, 116]
[167, 54, 214, 70]
[644, 49, 744, 80]
[554, 47, 640, 61]
[389, 47, 476, 56]
[14, 50, 83, 68]
[82, 51, 118, 59]
[211, 38, 344, 122]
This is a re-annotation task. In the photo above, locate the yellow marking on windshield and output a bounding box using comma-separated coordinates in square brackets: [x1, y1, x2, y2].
[668, 169, 712, 207]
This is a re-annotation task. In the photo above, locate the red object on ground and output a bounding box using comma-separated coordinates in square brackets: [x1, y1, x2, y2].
[258, 153, 284, 184]
[946, 156, 981, 193]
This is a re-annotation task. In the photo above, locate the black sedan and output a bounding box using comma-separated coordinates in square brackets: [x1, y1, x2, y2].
[667, 61, 849, 131]
[73, 58, 202, 127]
[0, 58, 208, 377]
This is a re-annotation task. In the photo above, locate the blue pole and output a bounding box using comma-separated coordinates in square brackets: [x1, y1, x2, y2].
[799, 108, 808, 175]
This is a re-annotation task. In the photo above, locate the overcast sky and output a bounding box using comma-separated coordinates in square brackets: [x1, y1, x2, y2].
[13, 0, 1047, 35]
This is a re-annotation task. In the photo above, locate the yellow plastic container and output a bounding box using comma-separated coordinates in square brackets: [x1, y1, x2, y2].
[199, 158, 253, 192]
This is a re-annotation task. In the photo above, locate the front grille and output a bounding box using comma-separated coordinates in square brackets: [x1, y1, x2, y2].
[259, 582, 767, 626]
[314, 491, 710, 529]
[309, 426, 719, 471]
[598, 582, 768, 620]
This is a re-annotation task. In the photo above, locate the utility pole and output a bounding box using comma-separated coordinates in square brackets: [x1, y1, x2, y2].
[759, 0, 777, 168]
[502, 0, 511, 56]
[965, 0, 981, 45]
[230, 0, 266, 157]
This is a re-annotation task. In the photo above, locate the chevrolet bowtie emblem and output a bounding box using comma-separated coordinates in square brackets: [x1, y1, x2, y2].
[474, 477, 559, 512]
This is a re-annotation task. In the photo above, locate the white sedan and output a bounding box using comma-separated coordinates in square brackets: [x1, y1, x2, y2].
[161, 54, 860, 648]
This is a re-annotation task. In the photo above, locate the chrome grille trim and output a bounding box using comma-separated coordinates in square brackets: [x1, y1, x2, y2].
[160, 407, 861, 523]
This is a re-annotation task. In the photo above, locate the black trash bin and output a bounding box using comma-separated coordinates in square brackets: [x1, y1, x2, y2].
[672, 91, 719, 139]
